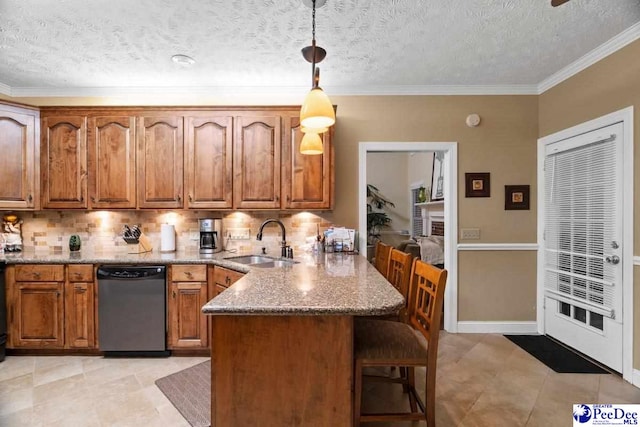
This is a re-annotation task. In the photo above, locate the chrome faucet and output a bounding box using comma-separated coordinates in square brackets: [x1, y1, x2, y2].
[256, 219, 293, 258]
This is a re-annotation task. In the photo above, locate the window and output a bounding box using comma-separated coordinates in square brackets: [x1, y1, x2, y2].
[410, 186, 423, 237]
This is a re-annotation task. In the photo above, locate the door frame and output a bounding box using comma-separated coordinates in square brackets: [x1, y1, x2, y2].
[358, 142, 459, 332]
[536, 106, 634, 382]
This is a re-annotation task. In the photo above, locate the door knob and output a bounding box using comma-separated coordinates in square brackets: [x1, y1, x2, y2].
[605, 255, 620, 265]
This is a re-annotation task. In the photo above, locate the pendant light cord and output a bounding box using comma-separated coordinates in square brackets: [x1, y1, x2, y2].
[311, 0, 317, 87]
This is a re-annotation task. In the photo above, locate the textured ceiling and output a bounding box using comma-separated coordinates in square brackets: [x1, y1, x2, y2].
[0, 0, 639, 95]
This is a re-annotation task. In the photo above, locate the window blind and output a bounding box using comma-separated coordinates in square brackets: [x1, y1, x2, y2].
[544, 129, 620, 319]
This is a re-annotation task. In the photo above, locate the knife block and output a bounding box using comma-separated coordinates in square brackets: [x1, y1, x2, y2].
[124, 232, 153, 253]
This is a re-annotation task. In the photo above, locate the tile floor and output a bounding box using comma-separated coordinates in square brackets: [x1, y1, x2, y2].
[1, 333, 639, 426]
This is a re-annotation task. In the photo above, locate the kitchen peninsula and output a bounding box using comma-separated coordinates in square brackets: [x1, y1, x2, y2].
[202, 253, 403, 427]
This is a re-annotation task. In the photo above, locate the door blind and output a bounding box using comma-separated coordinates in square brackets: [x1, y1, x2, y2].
[544, 129, 620, 319]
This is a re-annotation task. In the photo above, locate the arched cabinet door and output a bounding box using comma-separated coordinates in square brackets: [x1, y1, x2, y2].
[0, 104, 39, 209]
[88, 116, 136, 209]
[137, 115, 184, 209]
[233, 115, 282, 209]
[184, 116, 233, 209]
[281, 114, 333, 210]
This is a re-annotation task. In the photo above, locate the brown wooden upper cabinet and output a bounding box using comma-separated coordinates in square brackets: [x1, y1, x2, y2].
[185, 116, 233, 209]
[137, 116, 184, 209]
[41, 116, 88, 209]
[0, 104, 39, 210]
[87, 116, 136, 209]
[281, 114, 333, 210]
[233, 115, 281, 209]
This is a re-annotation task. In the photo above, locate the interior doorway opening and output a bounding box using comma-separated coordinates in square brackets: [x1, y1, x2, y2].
[358, 142, 458, 332]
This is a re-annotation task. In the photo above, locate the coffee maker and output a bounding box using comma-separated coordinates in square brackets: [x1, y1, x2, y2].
[199, 219, 222, 254]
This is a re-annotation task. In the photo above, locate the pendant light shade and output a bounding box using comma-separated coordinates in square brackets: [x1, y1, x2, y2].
[300, 132, 323, 155]
[300, 87, 335, 129]
[301, 125, 328, 134]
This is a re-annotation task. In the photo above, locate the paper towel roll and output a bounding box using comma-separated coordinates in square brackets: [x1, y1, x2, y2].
[160, 224, 176, 252]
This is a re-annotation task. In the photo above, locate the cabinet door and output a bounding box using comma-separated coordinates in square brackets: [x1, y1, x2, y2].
[12, 282, 64, 348]
[64, 281, 95, 349]
[233, 115, 281, 209]
[42, 116, 88, 209]
[137, 116, 184, 208]
[88, 116, 136, 208]
[185, 116, 233, 209]
[0, 106, 38, 209]
[168, 282, 209, 349]
[281, 115, 333, 209]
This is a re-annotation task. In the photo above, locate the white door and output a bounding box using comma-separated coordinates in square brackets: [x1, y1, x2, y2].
[543, 122, 623, 372]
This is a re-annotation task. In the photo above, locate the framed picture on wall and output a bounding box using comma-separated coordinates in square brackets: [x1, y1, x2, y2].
[505, 185, 530, 210]
[465, 172, 490, 198]
[430, 152, 445, 201]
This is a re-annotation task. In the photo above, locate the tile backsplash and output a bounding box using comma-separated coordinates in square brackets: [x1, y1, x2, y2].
[13, 210, 337, 255]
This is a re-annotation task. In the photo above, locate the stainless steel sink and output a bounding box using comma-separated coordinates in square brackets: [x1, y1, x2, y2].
[225, 255, 274, 265]
[224, 255, 298, 268]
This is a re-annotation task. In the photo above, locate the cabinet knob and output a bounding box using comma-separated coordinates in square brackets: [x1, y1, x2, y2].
[28, 194, 33, 203]
[186, 272, 193, 278]
[176, 194, 182, 202]
[33, 272, 41, 278]
[188, 194, 193, 202]
[172, 290, 176, 299]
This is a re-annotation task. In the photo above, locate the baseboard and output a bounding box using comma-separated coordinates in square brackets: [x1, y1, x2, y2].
[457, 321, 538, 334]
[634, 369, 640, 389]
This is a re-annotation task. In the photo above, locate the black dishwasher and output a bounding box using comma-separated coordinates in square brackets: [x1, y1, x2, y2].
[97, 265, 169, 357]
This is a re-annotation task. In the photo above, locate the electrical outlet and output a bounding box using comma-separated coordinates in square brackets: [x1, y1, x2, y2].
[460, 228, 481, 240]
[189, 232, 200, 241]
[227, 228, 251, 240]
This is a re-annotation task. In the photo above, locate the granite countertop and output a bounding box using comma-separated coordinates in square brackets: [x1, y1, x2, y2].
[1, 249, 404, 317]
[202, 252, 404, 316]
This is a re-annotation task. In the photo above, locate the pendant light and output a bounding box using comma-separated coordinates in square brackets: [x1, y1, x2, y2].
[300, 0, 334, 155]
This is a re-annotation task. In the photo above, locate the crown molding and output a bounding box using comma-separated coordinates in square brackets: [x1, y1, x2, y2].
[6, 83, 539, 98]
[538, 21, 640, 94]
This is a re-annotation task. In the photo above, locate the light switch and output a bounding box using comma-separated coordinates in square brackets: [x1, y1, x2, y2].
[460, 228, 480, 240]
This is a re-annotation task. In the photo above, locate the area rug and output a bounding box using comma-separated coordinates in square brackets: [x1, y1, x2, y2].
[505, 335, 609, 374]
[155, 360, 211, 427]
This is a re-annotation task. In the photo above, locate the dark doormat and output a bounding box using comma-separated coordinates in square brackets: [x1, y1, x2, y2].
[155, 360, 211, 427]
[504, 335, 609, 374]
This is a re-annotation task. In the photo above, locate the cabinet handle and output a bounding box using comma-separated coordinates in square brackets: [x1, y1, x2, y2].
[28, 194, 33, 203]
[172, 290, 176, 299]
[188, 194, 193, 202]
[91, 196, 96, 203]
[286, 195, 290, 203]
[80, 195, 84, 202]
[225, 276, 231, 285]
[74, 285, 85, 292]
[186, 272, 193, 279]
[176, 194, 181, 202]
[275, 195, 279, 202]
[33, 272, 41, 278]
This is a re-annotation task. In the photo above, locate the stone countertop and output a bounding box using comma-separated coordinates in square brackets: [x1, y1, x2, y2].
[202, 253, 404, 316]
[0, 249, 250, 272]
[1, 249, 404, 317]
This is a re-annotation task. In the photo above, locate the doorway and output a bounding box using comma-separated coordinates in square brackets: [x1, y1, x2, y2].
[537, 107, 634, 381]
[358, 142, 458, 332]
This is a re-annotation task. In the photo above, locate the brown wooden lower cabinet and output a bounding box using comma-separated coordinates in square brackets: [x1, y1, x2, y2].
[7, 264, 96, 350]
[65, 265, 96, 349]
[168, 264, 211, 350]
[8, 265, 65, 349]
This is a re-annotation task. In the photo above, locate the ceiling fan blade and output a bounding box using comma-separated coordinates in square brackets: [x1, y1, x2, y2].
[551, 0, 571, 6]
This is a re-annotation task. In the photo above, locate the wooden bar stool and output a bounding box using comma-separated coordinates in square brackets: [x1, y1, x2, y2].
[354, 259, 448, 426]
[373, 241, 392, 277]
[384, 248, 413, 322]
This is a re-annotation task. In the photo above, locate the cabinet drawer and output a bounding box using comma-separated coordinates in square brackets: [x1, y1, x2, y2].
[15, 264, 64, 282]
[68, 265, 94, 282]
[172, 265, 207, 282]
[213, 267, 244, 287]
